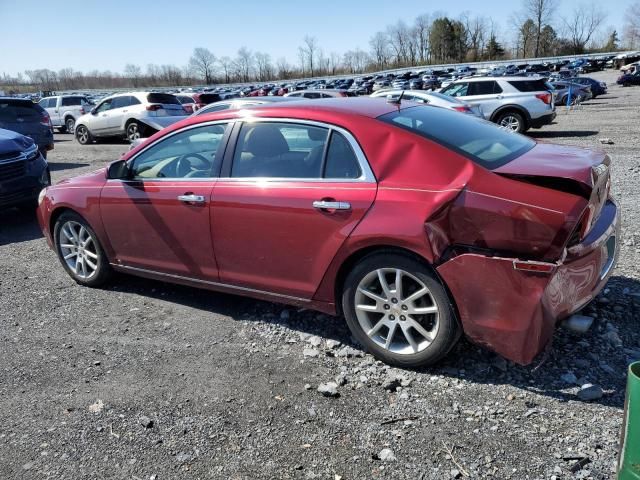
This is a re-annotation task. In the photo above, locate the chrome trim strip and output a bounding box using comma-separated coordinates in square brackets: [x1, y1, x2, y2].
[0, 143, 39, 164]
[111, 264, 311, 303]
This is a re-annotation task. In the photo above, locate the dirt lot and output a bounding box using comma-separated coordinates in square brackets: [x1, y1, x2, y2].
[1, 70, 639, 480]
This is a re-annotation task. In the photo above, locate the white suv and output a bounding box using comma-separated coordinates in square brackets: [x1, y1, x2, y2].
[74, 92, 187, 145]
[440, 77, 555, 133]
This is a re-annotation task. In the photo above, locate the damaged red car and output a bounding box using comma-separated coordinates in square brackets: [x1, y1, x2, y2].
[36, 98, 620, 367]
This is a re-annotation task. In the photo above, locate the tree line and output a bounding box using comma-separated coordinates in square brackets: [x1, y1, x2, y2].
[2, 0, 635, 93]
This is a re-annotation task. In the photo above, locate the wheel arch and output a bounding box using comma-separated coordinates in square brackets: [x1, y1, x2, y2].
[330, 244, 454, 317]
[490, 104, 531, 126]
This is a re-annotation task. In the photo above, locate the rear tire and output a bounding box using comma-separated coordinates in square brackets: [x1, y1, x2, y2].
[75, 125, 93, 145]
[53, 211, 112, 288]
[341, 253, 460, 368]
[126, 121, 144, 142]
[496, 111, 526, 133]
[65, 117, 75, 134]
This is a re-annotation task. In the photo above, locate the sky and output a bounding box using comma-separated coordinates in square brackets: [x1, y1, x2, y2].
[0, 0, 633, 76]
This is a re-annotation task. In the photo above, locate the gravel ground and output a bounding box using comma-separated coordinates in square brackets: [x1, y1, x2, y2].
[1, 69, 639, 480]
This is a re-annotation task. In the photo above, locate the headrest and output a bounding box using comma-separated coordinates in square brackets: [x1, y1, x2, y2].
[244, 125, 289, 157]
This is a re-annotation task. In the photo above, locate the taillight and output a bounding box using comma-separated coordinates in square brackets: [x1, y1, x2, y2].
[79, 107, 85, 114]
[146, 104, 163, 111]
[41, 111, 52, 129]
[536, 93, 552, 105]
[453, 106, 472, 113]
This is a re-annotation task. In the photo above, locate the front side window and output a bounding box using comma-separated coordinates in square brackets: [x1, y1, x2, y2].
[231, 122, 329, 178]
[378, 106, 535, 170]
[95, 99, 113, 113]
[130, 124, 228, 179]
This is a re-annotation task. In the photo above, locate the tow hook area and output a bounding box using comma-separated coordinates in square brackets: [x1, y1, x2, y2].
[561, 314, 594, 334]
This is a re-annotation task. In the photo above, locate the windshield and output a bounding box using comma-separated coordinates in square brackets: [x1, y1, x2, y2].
[378, 106, 535, 170]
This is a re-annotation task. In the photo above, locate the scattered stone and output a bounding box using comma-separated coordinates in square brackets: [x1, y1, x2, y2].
[304, 383, 312, 390]
[492, 356, 508, 372]
[561, 372, 578, 384]
[317, 382, 339, 398]
[88, 399, 104, 414]
[93, 360, 101, 366]
[139, 416, 153, 429]
[451, 469, 462, 478]
[577, 384, 604, 401]
[306, 335, 322, 347]
[599, 138, 614, 144]
[603, 330, 623, 347]
[326, 339, 341, 349]
[303, 348, 320, 358]
[377, 448, 396, 462]
[382, 375, 403, 392]
[335, 346, 362, 358]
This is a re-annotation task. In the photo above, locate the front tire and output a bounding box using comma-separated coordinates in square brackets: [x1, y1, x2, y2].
[53, 212, 112, 287]
[496, 111, 526, 133]
[75, 125, 93, 145]
[342, 253, 460, 368]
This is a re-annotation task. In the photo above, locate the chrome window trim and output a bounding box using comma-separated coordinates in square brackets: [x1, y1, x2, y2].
[223, 117, 376, 183]
[112, 264, 310, 303]
[113, 119, 234, 182]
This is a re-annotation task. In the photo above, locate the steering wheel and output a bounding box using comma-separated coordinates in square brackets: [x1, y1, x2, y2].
[176, 153, 210, 177]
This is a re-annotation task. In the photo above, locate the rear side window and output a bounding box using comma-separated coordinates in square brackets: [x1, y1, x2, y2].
[61, 97, 83, 106]
[508, 80, 549, 92]
[441, 83, 469, 97]
[324, 132, 361, 179]
[146, 93, 180, 105]
[378, 106, 535, 170]
[0, 100, 41, 121]
[304, 92, 322, 99]
[198, 94, 221, 104]
[468, 81, 502, 95]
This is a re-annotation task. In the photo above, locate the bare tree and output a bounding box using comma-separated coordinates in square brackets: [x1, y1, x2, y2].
[328, 52, 341, 75]
[414, 14, 431, 64]
[219, 56, 232, 83]
[562, 2, 607, 53]
[522, 0, 558, 57]
[235, 47, 254, 82]
[387, 21, 411, 66]
[369, 32, 390, 69]
[623, 2, 640, 49]
[188, 47, 216, 85]
[123, 64, 142, 87]
[276, 57, 291, 79]
[301, 36, 319, 76]
[462, 13, 489, 61]
[254, 52, 273, 81]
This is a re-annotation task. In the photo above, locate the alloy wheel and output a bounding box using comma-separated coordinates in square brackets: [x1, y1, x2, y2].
[354, 268, 440, 355]
[58, 220, 99, 279]
[127, 123, 140, 141]
[66, 118, 75, 134]
[499, 115, 520, 131]
[77, 126, 89, 144]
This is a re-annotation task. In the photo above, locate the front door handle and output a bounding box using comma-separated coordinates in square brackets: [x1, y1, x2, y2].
[312, 200, 351, 210]
[178, 194, 206, 204]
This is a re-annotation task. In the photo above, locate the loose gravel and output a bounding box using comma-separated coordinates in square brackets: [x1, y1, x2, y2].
[1, 69, 639, 479]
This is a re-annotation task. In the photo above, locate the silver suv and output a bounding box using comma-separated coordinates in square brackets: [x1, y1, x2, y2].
[440, 76, 555, 133]
[74, 92, 187, 145]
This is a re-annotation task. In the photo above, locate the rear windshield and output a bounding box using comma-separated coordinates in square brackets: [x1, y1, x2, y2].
[146, 93, 180, 105]
[198, 93, 221, 104]
[508, 79, 549, 92]
[378, 106, 535, 170]
[0, 100, 42, 121]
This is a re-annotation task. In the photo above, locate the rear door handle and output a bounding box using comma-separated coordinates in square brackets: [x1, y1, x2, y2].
[178, 194, 206, 204]
[312, 200, 351, 210]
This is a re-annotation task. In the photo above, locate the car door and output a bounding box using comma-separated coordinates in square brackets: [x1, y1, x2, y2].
[211, 120, 377, 299]
[459, 81, 502, 119]
[99, 122, 231, 280]
[104, 95, 131, 133]
[89, 98, 114, 134]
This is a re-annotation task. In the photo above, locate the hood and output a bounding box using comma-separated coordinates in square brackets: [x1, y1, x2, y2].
[0, 127, 34, 153]
[493, 143, 608, 190]
[55, 167, 107, 188]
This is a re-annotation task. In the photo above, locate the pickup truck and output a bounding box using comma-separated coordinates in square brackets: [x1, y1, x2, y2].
[38, 95, 94, 133]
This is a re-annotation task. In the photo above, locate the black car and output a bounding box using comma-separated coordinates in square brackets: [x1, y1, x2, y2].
[0, 97, 54, 159]
[0, 128, 50, 210]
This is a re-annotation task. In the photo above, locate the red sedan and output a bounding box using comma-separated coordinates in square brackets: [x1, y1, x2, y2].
[37, 98, 619, 367]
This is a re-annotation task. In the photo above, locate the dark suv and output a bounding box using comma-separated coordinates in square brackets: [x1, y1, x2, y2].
[0, 97, 54, 158]
[0, 128, 51, 210]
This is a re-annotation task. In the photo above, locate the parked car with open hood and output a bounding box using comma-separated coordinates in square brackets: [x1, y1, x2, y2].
[74, 92, 188, 144]
[38, 98, 618, 368]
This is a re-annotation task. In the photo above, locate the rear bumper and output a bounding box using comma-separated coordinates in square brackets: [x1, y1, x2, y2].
[437, 198, 620, 364]
[529, 111, 556, 129]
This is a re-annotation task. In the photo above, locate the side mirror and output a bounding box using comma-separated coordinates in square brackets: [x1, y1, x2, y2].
[90, 107, 97, 115]
[107, 159, 130, 180]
